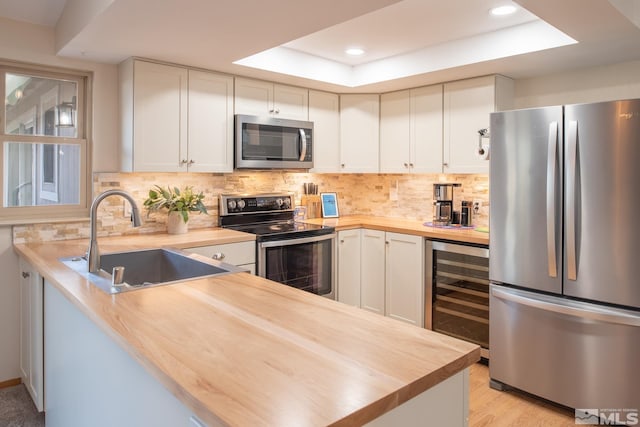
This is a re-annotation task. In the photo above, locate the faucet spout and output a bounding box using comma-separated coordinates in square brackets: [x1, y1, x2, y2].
[87, 190, 142, 273]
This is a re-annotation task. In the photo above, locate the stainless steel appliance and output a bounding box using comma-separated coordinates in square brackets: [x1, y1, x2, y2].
[235, 114, 313, 169]
[432, 183, 460, 225]
[489, 99, 640, 410]
[426, 241, 489, 359]
[460, 201, 473, 227]
[219, 193, 336, 299]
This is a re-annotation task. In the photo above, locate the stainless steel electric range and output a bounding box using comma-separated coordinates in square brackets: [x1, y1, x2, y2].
[219, 193, 336, 299]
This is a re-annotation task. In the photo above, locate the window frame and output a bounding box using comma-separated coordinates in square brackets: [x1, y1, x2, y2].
[0, 62, 91, 222]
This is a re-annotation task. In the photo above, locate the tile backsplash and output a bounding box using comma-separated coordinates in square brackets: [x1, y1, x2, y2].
[13, 171, 489, 243]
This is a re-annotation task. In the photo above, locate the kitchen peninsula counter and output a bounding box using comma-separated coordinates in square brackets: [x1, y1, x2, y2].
[14, 230, 479, 426]
[304, 215, 489, 246]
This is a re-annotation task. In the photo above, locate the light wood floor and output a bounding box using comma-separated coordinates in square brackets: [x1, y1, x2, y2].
[469, 363, 575, 427]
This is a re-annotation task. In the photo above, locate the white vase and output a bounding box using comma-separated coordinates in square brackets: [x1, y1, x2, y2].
[167, 211, 189, 235]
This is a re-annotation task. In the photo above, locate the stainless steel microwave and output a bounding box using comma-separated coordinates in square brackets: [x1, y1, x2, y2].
[235, 114, 313, 169]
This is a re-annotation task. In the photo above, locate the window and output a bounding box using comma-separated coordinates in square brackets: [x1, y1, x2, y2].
[1, 64, 90, 220]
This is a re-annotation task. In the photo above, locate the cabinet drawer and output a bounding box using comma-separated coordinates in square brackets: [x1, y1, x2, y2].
[185, 241, 255, 266]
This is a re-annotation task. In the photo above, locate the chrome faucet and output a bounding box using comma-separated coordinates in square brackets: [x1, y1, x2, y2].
[87, 190, 142, 273]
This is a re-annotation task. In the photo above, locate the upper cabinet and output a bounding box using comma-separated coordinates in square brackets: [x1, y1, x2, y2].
[119, 59, 234, 172]
[380, 85, 443, 173]
[187, 70, 235, 173]
[309, 90, 341, 173]
[339, 94, 380, 173]
[443, 75, 514, 174]
[234, 77, 308, 120]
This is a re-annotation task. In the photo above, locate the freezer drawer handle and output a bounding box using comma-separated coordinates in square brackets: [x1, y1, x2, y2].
[567, 120, 578, 280]
[546, 121, 558, 278]
[491, 286, 640, 327]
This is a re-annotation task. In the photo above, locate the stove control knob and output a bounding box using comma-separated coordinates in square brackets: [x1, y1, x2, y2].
[237, 200, 246, 209]
[275, 198, 284, 207]
[227, 200, 237, 210]
[282, 198, 291, 209]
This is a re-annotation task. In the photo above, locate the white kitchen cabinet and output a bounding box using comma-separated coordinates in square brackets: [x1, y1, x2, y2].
[360, 229, 386, 315]
[235, 77, 309, 120]
[380, 86, 443, 173]
[411, 85, 444, 173]
[187, 69, 234, 172]
[337, 229, 361, 306]
[184, 240, 256, 274]
[341, 229, 424, 326]
[384, 232, 424, 327]
[339, 94, 380, 173]
[19, 257, 43, 412]
[119, 59, 234, 172]
[309, 90, 341, 173]
[380, 90, 411, 173]
[443, 75, 514, 173]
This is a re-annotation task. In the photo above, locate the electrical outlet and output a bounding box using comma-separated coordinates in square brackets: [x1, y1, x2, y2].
[389, 180, 399, 201]
[123, 200, 132, 218]
[473, 200, 482, 212]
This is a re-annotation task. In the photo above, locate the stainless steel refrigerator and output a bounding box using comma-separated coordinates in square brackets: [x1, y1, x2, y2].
[489, 99, 640, 410]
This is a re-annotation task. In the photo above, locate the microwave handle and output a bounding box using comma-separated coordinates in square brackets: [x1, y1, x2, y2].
[298, 129, 307, 161]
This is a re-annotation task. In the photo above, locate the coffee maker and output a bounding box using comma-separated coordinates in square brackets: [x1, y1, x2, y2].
[433, 183, 461, 225]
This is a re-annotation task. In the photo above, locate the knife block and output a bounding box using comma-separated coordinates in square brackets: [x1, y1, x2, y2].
[301, 195, 321, 219]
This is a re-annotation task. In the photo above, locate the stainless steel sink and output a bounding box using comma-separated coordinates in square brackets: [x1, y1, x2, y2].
[60, 248, 244, 294]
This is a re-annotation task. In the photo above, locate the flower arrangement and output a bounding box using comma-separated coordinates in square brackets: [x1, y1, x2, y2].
[143, 185, 207, 223]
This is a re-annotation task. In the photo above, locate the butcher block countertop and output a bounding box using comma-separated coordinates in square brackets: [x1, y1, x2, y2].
[304, 215, 489, 246]
[14, 229, 480, 427]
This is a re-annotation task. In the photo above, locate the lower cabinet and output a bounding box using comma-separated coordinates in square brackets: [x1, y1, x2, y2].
[337, 229, 424, 327]
[336, 229, 361, 306]
[183, 241, 256, 274]
[19, 257, 44, 412]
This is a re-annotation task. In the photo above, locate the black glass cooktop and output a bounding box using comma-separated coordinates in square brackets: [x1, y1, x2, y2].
[226, 221, 334, 241]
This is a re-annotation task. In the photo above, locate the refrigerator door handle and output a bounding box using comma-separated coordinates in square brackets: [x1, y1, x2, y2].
[546, 121, 558, 278]
[567, 120, 578, 280]
[491, 286, 640, 327]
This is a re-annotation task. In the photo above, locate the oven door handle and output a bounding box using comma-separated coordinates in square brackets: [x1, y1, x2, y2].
[259, 233, 336, 248]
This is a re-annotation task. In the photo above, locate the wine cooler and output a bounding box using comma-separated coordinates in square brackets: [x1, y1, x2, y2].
[425, 241, 490, 358]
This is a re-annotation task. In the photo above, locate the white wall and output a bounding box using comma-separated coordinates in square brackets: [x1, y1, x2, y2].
[0, 17, 119, 382]
[514, 60, 640, 108]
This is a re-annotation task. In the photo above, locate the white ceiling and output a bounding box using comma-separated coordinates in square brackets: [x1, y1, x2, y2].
[1, 0, 639, 92]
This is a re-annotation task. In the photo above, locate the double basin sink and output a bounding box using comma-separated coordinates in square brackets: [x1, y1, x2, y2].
[61, 248, 243, 294]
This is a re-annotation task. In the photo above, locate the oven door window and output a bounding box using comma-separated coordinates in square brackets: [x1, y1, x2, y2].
[263, 238, 332, 296]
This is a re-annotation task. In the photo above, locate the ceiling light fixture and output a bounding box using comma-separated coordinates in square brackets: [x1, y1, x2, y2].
[345, 48, 365, 56]
[490, 5, 517, 16]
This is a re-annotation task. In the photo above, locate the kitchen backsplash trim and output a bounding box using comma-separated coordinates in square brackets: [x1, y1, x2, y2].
[13, 171, 489, 244]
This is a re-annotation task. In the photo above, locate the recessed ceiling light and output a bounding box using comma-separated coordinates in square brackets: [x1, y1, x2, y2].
[345, 48, 365, 56]
[490, 5, 517, 16]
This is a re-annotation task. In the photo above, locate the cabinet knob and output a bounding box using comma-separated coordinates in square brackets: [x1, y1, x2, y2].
[341, 163, 345, 168]
[212, 253, 225, 260]
[409, 163, 414, 167]
[404, 163, 408, 168]
[188, 159, 195, 165]
[269, 109, 275, 113]
[181, 159, 188, 165]
[340, 239, 344, 243]
[275, 108, 280, 114]
[22, 271, 30, 278]
[443, 162, 449, 167]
